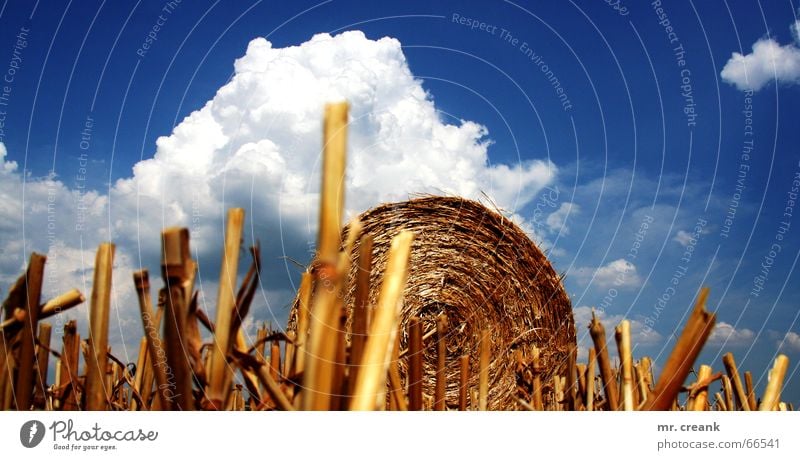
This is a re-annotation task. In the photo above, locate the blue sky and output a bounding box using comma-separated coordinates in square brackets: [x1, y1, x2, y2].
[1, 0, 799, 404]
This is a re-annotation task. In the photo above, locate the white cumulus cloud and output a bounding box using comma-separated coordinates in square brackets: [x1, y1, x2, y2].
[572, 258, 642, 290]
[708, 321, 755, 347]
[778, 331, 800, 352]
[721, 19, 800, 91]
[0, 31, 557, 352]
[545, 202, 579, 235]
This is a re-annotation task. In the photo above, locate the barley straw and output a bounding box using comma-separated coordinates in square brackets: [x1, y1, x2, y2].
[0, 288, 85, 333]
[350, 231, 413, 410]
[714, 393, 727, 411]
[133, 270, 172, 410]
[207, 208, 245, 408]
[161, 227, 194, 410]
[589, 310, 618, 410]
[690, 365, 712, 411]
[408, 316, 423, 410]
[434, 314, 447, 410]
[585, 347, 596, 411]
[565, 343, 578, 411]
[635, 361, 649, 407]
[744, 371, 757, 410]
[722, 352, 749, 410]
[59, 320, 81, 410]
[130, 337, 149, 410]
[759, 354, 789, 411]
[348, 235, 373, 395]
[33, 322, 52, 408]
[720, 375, 734, 412]
[14, 253, 46, 410]
[301, 104, 350, 410]
[576, 363, 587, 405]
[616, 320, 634, 411]
[459, 354, 469, 411]
[292, 272, 313, 379]
[387, 324, 407, 410]
[644, 287, 715, 411]
[85, 244, 114, 411]
[478, 328, 490, 411]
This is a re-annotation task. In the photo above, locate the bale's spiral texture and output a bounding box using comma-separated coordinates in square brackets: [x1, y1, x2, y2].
[291, 196, 575, 410]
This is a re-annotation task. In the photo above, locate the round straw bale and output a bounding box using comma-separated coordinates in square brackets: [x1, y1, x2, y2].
[290, 196, 575, 410]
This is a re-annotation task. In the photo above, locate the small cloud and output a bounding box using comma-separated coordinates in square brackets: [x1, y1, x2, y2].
[573, 306, 663, 359]
[721, 19, 800, 91]
[673, 230, 695, 247]
[572, 258, 641, 289]
[778, 331, 800, 352]
[545, 202, 579, 235]
[708, 321, 755, 347]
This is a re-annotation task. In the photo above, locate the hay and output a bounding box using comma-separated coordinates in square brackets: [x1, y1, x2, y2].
[291, 196, 575, 410]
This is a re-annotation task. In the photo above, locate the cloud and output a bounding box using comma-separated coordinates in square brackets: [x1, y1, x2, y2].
[571, 258, 641, 290]
[0, 31, 556, 351]
[545, 202, 579, 235]
[672, 230, 695, 247]
[573, 306, 663, 360]
[778, 331, 800, 352]
[721, 20, 800, 91]
[708, 321, 755, 347]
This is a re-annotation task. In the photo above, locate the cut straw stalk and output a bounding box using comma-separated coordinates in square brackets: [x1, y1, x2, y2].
[576, 363, 587, 407]
[408, 316, 423, 411]
[59, 320, 80, 410]
[616, 320, 635, 411]
[722, 375, 734, 412]
[714, 393, 727, 411]
[690, 365, 712, 411]
[0, 341, 8, 410]
[634, 362, 648, 407]
[33, 322, 52, 408]
[130, 337, 149, 411]
[744, 371, 757, 410]
[0, 289, 84, 333]
[207, 208, 245, 408]
[85, 244, 114, 411]
[350, 231, 413, 410]
[588, 310, 618, 411]
[14, 253, 46, 410]
[254, 361, 294, 411]
[347, 235, 373, 395]
[643, 288, 715, 411]
[434, 314, 447, 410]
[531, 346, 543, 411]
[301, 103, 350, 410]
[478, 328, 490, 411]
[317, 102, 349, 264]
[585, 347, 596, 411]
[283, 331, 295, 381]
[387, 324, 407, 410]
[565, 343, 578, 411]
[331, 302, 348, 409]
[303, 220, 361, 410]
[759, 354, 789, 411]
[292, 272, 313, 378]
[722, 352, 750, 410]
[134, 270, 172, 410]
[270, 341, 281, 382]
[459, 355, 469, 411]
[160, 227, 195, 410]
